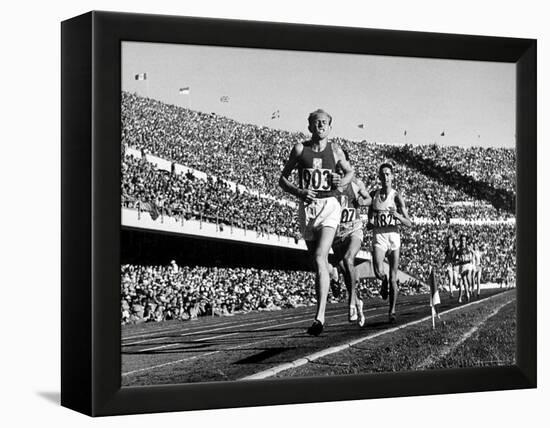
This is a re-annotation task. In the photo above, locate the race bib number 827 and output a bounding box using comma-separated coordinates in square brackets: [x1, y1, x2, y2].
[301, 168, 332, 191]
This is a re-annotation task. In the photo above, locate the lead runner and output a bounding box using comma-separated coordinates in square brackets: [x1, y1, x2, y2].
[279, 109, 354, 336]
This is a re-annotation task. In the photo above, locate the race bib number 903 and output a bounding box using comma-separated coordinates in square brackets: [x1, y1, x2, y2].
[301, 168, 332, 191]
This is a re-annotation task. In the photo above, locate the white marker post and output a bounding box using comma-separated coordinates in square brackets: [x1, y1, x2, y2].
[429, 268, 441, 329]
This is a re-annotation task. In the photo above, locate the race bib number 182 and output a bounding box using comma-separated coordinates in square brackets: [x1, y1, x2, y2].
[301, 168, 332, 191]
[374, 211, 397, 227]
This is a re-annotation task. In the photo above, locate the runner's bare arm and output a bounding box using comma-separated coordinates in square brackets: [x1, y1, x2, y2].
[355, 179, 372, 206]
[392, 191, 413, 227]
[366, 190, 376, 230]
[279, 143, 316, 202]
[332, 143, 354, 188]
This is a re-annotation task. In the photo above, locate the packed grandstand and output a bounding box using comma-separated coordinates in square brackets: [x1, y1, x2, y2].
[120, 92, 516, 324]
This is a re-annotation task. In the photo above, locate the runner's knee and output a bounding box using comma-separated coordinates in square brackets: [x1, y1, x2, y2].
[343, 255, 355, 271]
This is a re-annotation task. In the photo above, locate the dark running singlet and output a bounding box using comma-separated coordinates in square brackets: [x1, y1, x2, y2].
[297, 141, 338, 199]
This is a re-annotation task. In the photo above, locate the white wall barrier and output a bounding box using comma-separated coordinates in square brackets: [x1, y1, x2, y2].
[121, 208, 373, 261]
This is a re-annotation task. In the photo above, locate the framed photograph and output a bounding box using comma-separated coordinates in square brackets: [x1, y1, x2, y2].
[61, 11, 536, 416]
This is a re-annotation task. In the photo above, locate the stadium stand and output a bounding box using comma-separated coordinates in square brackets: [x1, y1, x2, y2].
[120, 92, 516, 324]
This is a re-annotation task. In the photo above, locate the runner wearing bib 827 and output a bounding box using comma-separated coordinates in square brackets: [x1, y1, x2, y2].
[368, 163, 412, 323]
[279, 109, 354, 336]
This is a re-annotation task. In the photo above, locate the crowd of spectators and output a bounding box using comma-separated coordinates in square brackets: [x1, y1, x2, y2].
[120, 263, 430, 324]
[383, 144, 515, 215]
[394, 143, 516, 193]
[122, 154, 300, 237]
[122, 92, 515, 221]
[121, 263, 319, 324]
[122, 91, 300, 200]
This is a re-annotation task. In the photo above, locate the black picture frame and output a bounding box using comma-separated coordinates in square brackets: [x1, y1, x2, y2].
[61, 10, 536, 416]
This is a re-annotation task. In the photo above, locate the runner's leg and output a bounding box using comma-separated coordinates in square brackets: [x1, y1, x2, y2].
[342, 236, 362, 307]
[308, 226, 337, 325]
[387, 248, 400, 319]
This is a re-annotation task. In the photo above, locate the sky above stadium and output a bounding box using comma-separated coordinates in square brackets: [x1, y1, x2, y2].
[122, 42, 516, 148]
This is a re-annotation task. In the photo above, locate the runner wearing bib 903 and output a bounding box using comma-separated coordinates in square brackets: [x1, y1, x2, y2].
[296, 141, 342, 241]
[279, 109, 354, 336]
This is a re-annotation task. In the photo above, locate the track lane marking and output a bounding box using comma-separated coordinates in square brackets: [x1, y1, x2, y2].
[135, 309, 355, 352]
[123, 310, 332, 345]
[122, 303, 389, 342]
[240, 292, 515, 380]
[122, 292, 506, 379]
[124, 312, 314, 345]
[123, 304, 420, 376]
[130, 299, 431, 353]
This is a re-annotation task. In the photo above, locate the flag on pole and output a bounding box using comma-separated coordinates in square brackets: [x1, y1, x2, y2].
[271, 110, 280, 119]
[179, 87, 190, 95]
[135, 73, 147, 81]
[357, 124, 365, 129]
[428, 268, 441, 329]
[220, 96, 230, 103]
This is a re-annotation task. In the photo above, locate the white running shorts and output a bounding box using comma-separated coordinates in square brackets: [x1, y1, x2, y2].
[298, 197, 341, 241]
[373, 231, 401, 253]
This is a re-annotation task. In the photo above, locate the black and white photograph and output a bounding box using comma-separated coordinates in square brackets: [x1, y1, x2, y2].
[120, 41, 518, 386]
[4, 0, 546, 425]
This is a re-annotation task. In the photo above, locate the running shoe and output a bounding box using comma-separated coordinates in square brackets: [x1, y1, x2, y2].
[357, 299, 366, 327]
[349, 306, 358, 322]
[307, 320, 324, 336]
[380, 276, 389, 300]
[388, 313, 397, 324]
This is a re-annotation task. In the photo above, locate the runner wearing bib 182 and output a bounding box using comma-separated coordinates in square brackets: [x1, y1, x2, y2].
[368, 163, 412, 323]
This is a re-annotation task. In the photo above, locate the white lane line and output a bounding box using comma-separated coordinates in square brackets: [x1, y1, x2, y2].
[415, 299, 514, 369]
[123, 311, 323, 345]
[136, 309, 354, 352]
[122, 302, 387, 343]
[122, 301, 426, 377]
[122, 351, 220, 376]
[133, 300, 422, 352]
[122, 312, 298, 342]
[195, 332, 240, 342]
[123, 329, 298, 377]
[240, 293, 515, 380]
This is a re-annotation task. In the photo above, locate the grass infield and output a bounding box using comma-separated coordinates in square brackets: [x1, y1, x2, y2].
[274, 292, 515, 378]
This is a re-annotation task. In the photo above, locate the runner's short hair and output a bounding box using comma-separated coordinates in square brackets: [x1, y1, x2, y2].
[378, 163, 393, 174]
[308, 109, 333, 126]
